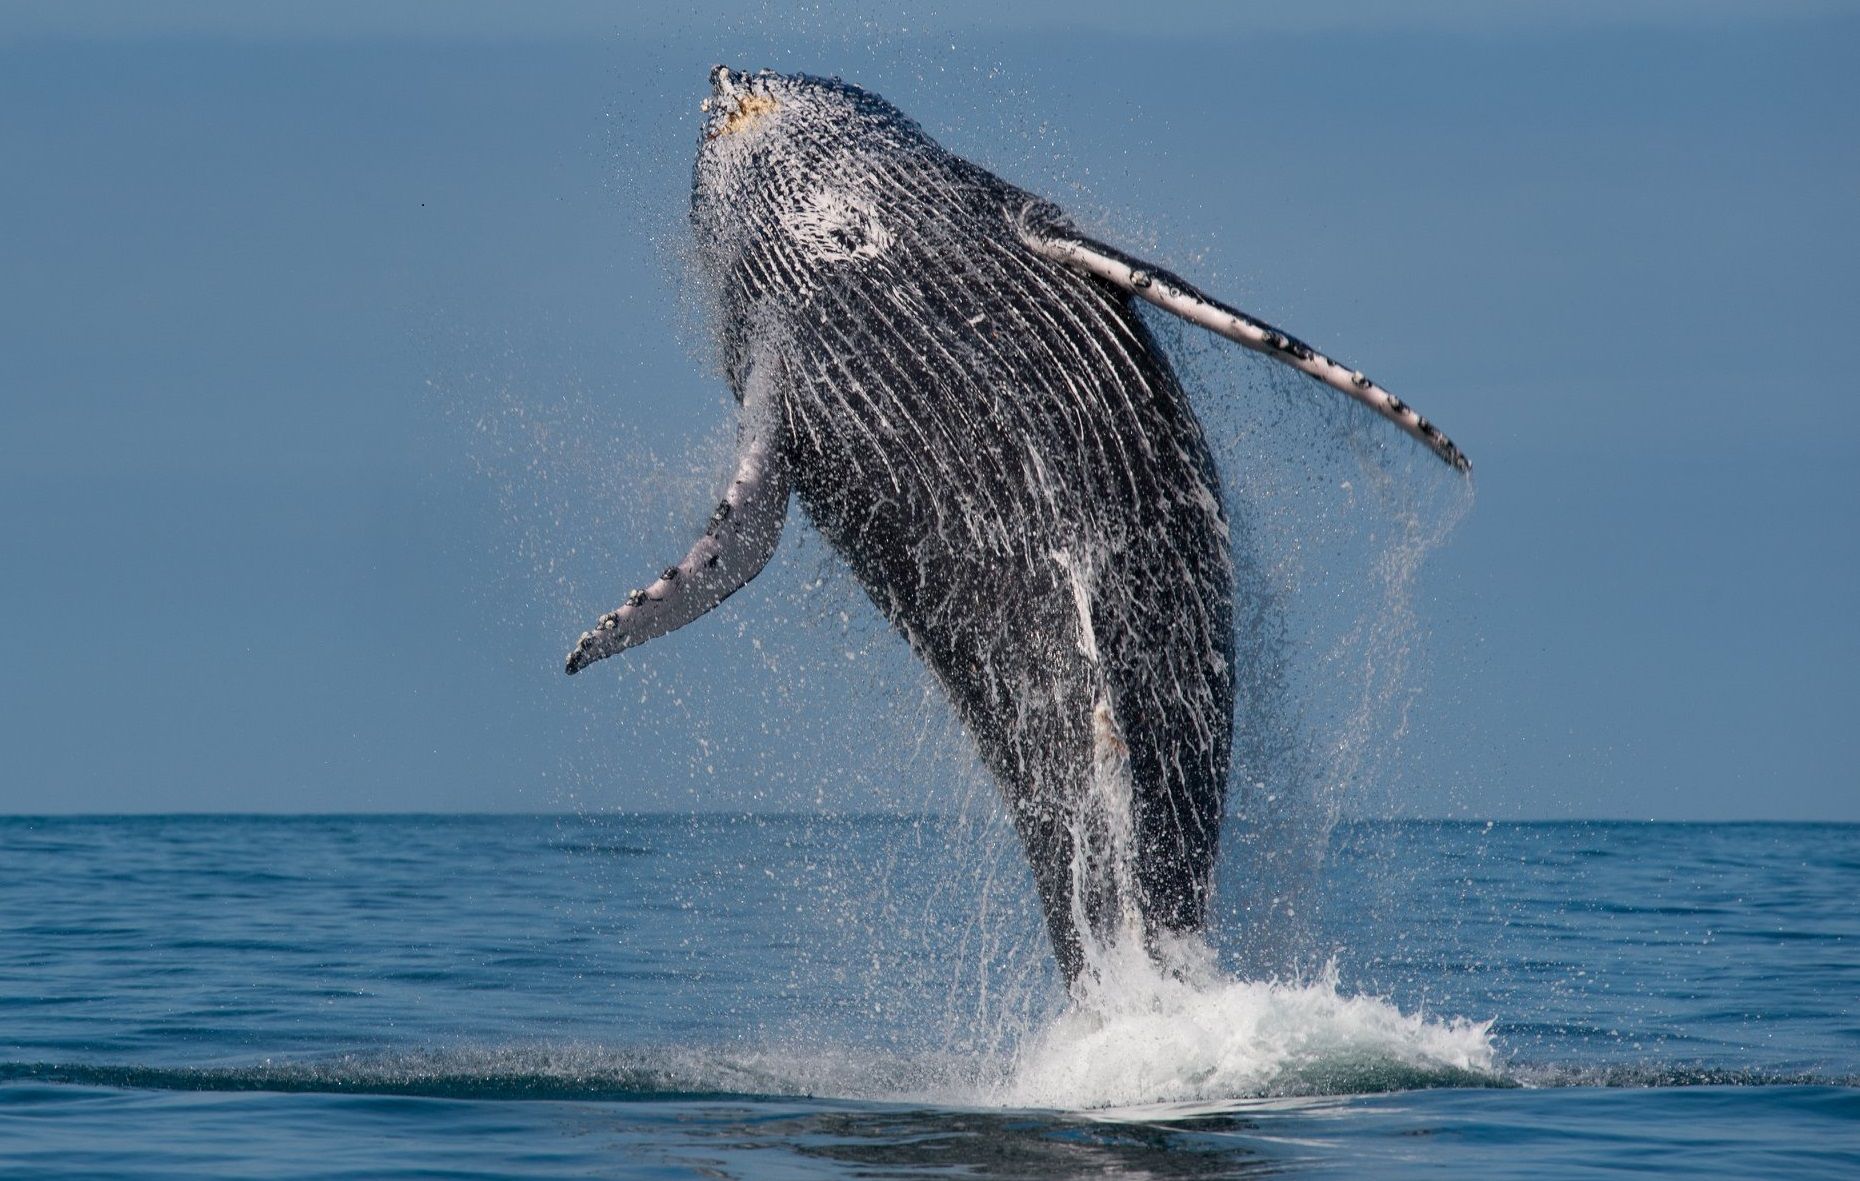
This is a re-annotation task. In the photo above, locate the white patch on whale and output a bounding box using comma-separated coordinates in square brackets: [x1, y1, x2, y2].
[780, 184, 894, 265]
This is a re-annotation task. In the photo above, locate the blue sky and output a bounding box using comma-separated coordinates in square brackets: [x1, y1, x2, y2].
[2, 3, 1854, 818]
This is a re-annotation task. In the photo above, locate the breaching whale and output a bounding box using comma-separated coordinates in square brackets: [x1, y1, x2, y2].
[567, 68, 1468, 985]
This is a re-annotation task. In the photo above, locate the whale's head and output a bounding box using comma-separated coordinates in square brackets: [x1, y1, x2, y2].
[692, 68, 931, 289]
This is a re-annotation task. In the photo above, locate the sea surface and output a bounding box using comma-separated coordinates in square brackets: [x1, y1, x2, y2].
[1, 814, 1855, 1179]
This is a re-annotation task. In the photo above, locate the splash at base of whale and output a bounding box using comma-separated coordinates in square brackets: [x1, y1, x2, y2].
[565, 67, 1470, 985]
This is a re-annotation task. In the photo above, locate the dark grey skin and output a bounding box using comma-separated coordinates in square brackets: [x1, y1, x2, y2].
[567, 68, 1467, 985]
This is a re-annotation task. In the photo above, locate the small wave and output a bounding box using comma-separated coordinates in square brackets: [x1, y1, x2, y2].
[0, 1047, 872, 1103]
[1507, 1063, 1860, 1089]
[547, 841, 658, 856]
[5, 1048, 1849, 1111]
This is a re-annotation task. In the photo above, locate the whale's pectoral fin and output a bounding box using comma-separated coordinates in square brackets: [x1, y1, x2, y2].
[1016, 208, 1470, 473]
[564, 363, 792, 676]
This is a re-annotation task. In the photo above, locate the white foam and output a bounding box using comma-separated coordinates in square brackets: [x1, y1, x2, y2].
[991, 946, 1498, 1110]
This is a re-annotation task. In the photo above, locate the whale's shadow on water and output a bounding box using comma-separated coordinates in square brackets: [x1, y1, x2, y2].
[705, 1104, 1303, 1179]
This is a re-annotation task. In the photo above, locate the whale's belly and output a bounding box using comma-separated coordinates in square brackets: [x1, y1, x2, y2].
[776, 233, 1236, 937]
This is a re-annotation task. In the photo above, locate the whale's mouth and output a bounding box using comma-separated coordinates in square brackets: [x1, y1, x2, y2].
[703, 65, 779, 141]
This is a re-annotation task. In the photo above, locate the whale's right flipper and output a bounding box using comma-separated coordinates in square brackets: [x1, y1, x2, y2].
[1017, 208, 1471, 473]
[565, 361, 791, 675]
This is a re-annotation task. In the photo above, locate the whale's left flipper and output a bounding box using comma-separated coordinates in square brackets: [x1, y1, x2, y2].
[565, 362, 791, 675]
[1018, 211, 1470, 473]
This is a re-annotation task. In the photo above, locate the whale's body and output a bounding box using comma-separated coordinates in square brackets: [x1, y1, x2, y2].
[568, 69, 1467, 984]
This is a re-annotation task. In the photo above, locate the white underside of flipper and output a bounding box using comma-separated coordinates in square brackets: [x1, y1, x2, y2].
[565, 358, 792, 675]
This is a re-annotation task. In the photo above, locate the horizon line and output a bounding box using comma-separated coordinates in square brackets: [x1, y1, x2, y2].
[0, 811, 1852, 826]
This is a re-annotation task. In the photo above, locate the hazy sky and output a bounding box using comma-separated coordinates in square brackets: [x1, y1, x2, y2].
[2, 2, 1855, 818]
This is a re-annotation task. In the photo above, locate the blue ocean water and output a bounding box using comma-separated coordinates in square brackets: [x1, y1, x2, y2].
[1, 815, 1855, 1178]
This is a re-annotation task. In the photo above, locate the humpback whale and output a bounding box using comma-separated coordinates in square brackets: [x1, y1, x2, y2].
[567, 67, 1467, 985]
